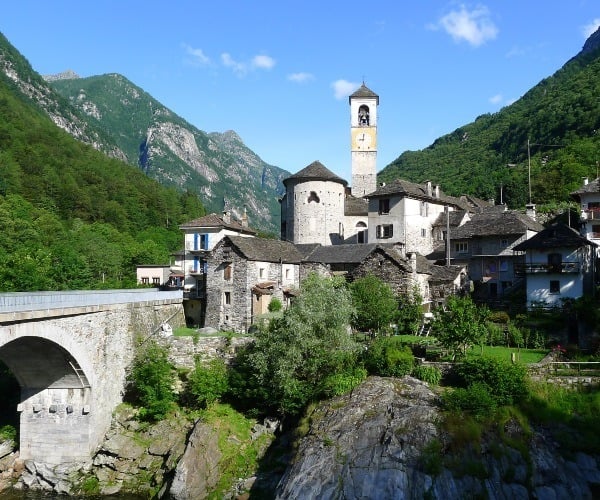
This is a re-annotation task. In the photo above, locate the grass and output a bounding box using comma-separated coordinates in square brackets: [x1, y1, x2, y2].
[466, 345, 548, 364]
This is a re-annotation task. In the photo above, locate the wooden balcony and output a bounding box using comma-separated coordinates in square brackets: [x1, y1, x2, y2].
[515, 262, 580, 275]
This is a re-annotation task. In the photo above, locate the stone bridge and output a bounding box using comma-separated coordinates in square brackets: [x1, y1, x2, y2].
[0, 289, 184, 465]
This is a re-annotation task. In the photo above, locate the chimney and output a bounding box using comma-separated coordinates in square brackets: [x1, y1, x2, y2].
[526, 203, 536, 221]
[426, 181, 432, 196]
[409, 252, 417, 276]
[241, 206, 248, 228]
[222, 210, 231, 224]
[434, 185, 440, 198]
[583, 177, 589, 186]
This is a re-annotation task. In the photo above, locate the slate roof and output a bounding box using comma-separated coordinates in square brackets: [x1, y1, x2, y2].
[179, 213, 256, 235]
[283, 161, 347, 187]
[303, 243, 411, 271]
[450, 209, 543, 239]
[344, 195, 368, 216]
[513, 224, 597, 251]
[571, 177, 600, 199]
[459, 195, 493, 213]
[428, 264, 465, 282]
[349, 83, 379, 104]
[432, 210, 468, 228]
[364, 179, 469, 210]
[224, 236, 305, 263]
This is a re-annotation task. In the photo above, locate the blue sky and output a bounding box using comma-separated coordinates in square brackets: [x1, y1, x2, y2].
[2, 1, 599, 183]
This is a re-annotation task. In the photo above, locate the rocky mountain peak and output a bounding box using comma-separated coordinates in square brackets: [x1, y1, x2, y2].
[43, 69, 80, 82]
[580, 26, 600, 56]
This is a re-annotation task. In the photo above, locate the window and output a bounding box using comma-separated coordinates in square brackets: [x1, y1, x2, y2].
[224, 292, 231, 305]
[421, 228, 427, 238]
[376, 224, 393, 239]
[285, 268, 291, 279]
[224, 263, 232, 280]
[141, 277, 149, 284]
[420, 201, 428, 217]
[358, 104, 370, 125]
[259, 267, 265, 279]
[357, 230, 366, 244]
[307, 191, 320, 203]
[378, 198, 390, 215]
[200, 234, 208, 250]
[152, 277, 160, 285]
[548, 253, 562, 273]
[455, 241, 468, 253]
[549, 280, 560, 294]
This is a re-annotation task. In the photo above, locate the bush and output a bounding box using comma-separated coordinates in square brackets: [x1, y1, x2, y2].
[0, 425, 16, 442]
[486, 321, 505, 346]
[363, 337, 414, 377]
[443, 382, 498, 419]
[455, 357, 528, 406]
[268, 297, 283, 312]
[412, 365, 442, 386]
[186, 357, 229, 408]
[128, 340, 176, 421]
[319, 366, 368, 397]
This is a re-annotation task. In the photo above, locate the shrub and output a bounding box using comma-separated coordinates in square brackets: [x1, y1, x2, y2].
[488, 311, 510, 324]
[363, 337, 414, 377]
[0, 425, 16, 442]
[268, 297, 283, 312]
[186, 357, 229, 408]
[412, 365, 442, 386]
[128, 340, 176, 421]
[443, 382, 497, 419]
[455, 357, 528, 406]
[319, 366, 368, 397]
[486, 321, 505, 346]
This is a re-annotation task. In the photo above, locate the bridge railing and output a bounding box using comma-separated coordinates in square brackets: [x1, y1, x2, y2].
[0, 288, 182, 314]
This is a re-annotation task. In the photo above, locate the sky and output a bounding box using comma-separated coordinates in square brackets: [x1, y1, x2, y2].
[2, 1, 600, 183]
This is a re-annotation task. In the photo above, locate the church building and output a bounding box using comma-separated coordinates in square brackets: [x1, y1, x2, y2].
[279, 83, 378, 245]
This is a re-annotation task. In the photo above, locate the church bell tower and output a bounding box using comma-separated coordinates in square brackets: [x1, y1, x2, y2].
[350, 83, 379, 197]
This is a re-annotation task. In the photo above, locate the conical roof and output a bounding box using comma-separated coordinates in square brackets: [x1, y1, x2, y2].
[283, 160, 347, 186]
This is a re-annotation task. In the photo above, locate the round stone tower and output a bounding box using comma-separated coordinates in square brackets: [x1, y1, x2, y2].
[281, 160, 347, 245]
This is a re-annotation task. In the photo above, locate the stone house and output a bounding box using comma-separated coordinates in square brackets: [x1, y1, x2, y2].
[513, 224, 597, 309]
[446, 206, 544, 301]
[365, 179, 476, 255]
[205, 236, 304, 333]
[178, 211, 256, 326]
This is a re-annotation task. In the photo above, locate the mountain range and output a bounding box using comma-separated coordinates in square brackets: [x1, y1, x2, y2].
[0, 33, 287, 234]
[380, 27, 600, 210]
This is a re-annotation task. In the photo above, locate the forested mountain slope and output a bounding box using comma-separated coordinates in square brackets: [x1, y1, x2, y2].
[0, 36, 205, 291]
[49, 73, 287, 233]
[380, 28, 600, 209]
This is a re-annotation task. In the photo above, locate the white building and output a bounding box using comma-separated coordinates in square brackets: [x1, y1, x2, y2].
[572, 177, 600, 250]
[514, 224, 597, 309]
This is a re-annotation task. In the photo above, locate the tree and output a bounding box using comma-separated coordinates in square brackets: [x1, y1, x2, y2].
[431, 296, 488, 359]
[186, 358, 229, 408]
[234, 273, 362, 416]
[350, 274, 398, 334]
[396, 286, 423, 335]
[128, 340, 176, 421]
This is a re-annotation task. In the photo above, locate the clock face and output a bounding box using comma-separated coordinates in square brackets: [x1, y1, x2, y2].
[353, 129, 374, 149]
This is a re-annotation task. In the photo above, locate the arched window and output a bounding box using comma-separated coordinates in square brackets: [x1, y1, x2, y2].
[307, 191, 320, 203]
[358, 105, 370, 126]
[356, 221, 367, 244]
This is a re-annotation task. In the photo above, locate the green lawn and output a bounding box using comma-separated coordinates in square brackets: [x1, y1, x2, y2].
[466, 345, 549, 364]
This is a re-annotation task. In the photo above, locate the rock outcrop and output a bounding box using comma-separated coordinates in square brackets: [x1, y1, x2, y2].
[275, 376, 600, 499]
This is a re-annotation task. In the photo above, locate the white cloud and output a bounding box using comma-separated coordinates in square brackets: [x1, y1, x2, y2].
[252, 55, 276, 70]
[434, 5, 498, 47]
[182, 43, 210, 66]
[221, 52, 247, 76]
[582, 18, 600, 38]
[221, 53, 275, 76]
[331, 79, 360, 100]
[288, 72, 314, 83]
[489, 93, 502, 105]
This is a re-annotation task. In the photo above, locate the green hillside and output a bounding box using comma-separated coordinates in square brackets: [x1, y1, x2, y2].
[380, 30, 600, 210]
[0, 44, 205, 291]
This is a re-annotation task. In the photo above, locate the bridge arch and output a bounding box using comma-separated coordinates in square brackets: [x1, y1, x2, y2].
[0, 328, 95, 463]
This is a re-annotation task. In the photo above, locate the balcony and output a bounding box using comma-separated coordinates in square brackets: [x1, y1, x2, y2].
[581, 208, 600, 221]
[188, 266, 206, 276]
[515, 262, 580, 275]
